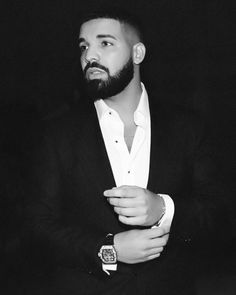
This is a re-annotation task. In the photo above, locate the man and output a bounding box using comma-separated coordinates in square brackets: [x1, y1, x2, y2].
[27, 9, 225, 295]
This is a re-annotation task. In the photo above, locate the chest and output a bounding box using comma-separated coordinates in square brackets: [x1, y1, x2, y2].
[124, 123, 137, 152]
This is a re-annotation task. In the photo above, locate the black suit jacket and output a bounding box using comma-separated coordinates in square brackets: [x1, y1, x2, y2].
[26, 98, 225, 294]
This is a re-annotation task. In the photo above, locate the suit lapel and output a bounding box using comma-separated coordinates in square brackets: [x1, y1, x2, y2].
[147, 100, 170, 192]
[78, 104, 116, 192]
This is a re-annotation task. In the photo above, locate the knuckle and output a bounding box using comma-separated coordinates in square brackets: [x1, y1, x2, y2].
[159, 246, 164, 252]
[139, 207, 145, 215]
[159, 227, 165, 236]
[128, 220, 133, 225]
[143, 240, 150, 250]
[143, 207, 148, 215]
[141, 249, 148, 258]
[159, 237, 165, 245]
[114, 207, 120, 214]
[110, 198, 114, 205]
[124, 187, 129, 194]
[118, 214, 123, 221]
[139, 200, 145, 207]
[139, 197, 147, 208]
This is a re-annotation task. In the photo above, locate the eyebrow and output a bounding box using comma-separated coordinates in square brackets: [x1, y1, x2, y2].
[97, 34, 117, 40]
[78, 34, 117, 45]
[78, 38, 85, 45]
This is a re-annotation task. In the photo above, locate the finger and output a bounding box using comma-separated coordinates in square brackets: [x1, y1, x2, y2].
[114, 207, 142, 217]
[146, 227, 166, 239]
[147, 253, 161, 261]
[148, 237, 167, 249]
[118, 185, 138, 190]
[104, 188, 126, 198]
[161, 233, 170, 243]
[104, 186, 140, 198]
[118, 215, 144, 225]
[107, 197, 135, 208]
[147, 247, 164, 256]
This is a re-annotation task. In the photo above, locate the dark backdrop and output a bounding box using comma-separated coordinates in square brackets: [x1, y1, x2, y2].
[1, 0, 235, 292]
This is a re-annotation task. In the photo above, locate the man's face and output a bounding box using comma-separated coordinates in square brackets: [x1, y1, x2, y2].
[78, 18, 134, 100]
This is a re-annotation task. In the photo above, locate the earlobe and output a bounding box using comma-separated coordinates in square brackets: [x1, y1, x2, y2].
[133, 43, 146, 65]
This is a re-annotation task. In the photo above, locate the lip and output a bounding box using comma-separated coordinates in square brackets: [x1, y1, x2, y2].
[86, 67, 106, 75]
[86, 68, 107, 80]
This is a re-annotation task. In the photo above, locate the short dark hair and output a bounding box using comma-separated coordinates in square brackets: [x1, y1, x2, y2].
[76, 6, 145, 43]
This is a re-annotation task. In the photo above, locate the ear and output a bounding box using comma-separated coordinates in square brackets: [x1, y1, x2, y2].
[132, 42, 146, 65]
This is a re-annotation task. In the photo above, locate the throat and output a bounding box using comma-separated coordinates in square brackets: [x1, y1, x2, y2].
[124, 124, 137, 152]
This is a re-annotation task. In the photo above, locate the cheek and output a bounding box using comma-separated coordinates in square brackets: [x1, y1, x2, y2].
[108, 54, 130, 75]
[80, 57, 86, 71]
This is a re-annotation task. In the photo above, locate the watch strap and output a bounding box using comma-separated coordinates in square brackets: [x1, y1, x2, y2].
[105, 233, 114, 245]
[100, 233, 117, 276]
[102, 262, 117, 275]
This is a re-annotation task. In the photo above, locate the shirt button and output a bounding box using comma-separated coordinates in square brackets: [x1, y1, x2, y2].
[115, 140, 118, 143]
[184, 238, 192, 243]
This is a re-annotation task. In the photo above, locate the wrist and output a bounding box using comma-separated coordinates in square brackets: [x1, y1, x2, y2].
[98, 233, 117, 275]
[113, 233, 120, 261]
[152, 194, 166, 227]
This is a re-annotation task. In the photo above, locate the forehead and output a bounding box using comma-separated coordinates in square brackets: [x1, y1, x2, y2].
[79, 18, 128, 41]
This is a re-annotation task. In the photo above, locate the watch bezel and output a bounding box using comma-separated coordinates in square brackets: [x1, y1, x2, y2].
[98, 245, 117, 264]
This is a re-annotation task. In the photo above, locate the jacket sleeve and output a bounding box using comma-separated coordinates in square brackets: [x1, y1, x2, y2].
[169, 116, 232, 250]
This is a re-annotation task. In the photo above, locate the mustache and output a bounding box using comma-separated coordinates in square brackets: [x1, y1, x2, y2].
[84, 62, 109, 75]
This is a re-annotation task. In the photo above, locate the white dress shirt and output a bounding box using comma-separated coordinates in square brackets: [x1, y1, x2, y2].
[94, 84, 174, 227]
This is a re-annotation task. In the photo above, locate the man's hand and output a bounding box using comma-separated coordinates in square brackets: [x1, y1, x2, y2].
[114, 227, 169, 264]
[104, 185, 165, 227]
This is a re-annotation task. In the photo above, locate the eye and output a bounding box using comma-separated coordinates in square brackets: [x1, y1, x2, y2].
[79, 44, 88, 53]
[101, 40, 113, 47]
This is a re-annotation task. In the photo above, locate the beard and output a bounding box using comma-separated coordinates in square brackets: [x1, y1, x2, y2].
[83, 57, 134, 101]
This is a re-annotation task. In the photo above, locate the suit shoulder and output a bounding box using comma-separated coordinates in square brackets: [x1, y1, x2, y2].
[153, 101, 203, 127]
[151, 102, 206, 145]
[41, 102, 94, 138]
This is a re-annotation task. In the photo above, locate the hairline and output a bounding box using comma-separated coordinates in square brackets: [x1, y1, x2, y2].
[79, 13, 144, 43]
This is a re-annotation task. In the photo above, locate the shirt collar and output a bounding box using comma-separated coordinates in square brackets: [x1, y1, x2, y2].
[134, 83, 149, 127]
[94, 98, 111, 121]
[94, 83, 150, 128]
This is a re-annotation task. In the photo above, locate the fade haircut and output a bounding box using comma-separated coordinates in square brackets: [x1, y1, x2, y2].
[77, 7, 145, 43]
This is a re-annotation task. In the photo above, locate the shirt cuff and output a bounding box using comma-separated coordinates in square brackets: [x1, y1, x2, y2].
[152, 194, 175, 228]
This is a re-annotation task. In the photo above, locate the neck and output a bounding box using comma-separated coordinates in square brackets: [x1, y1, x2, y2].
[104, 78, 142, 120]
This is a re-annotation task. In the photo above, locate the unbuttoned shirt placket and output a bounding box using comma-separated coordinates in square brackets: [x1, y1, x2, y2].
[100, 109, 149, 188]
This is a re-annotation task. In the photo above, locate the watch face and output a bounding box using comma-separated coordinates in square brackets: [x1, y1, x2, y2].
[99, 245, 117, 264]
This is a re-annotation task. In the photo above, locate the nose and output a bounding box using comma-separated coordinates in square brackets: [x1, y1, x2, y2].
[84, 46, 100, 63]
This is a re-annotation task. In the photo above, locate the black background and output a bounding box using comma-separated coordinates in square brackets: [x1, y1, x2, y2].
[1, 0, 235, 293]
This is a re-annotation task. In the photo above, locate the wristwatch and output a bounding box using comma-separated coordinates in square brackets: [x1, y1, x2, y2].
[98, 233, 117, 275]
